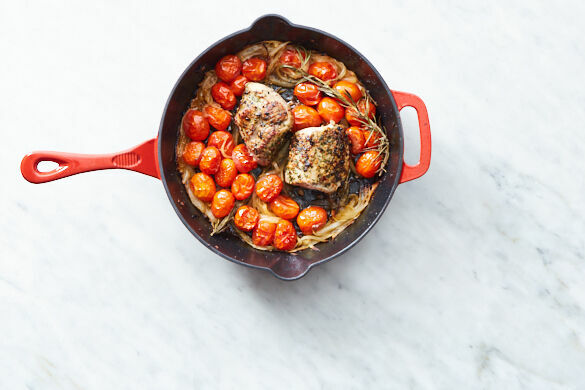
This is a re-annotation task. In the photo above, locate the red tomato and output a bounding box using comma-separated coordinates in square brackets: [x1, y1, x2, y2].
[269, 195, 299, 220]
[234, 205, 260, 232]
[346, 98, 376, 126]
[279, 49, 302, 68]
[204, 105, 231, 131]
[297, 206, 328, 235]
[292, 105, 322, 131]
[231, 173, 255, 200]
[317, 97, 344, 123]
[215, 55, 241, 82]
[189, 172, 216, 202]
[255, 174, 283, 203]
[273, 219, 298, 251]
[356, 151, 382, 178]
[242, 58, 267, 81]
[211, 189, 235, 218]
[182, 109, 210, 141]
[345, 127, 365, 155]
[308, 62, 337, 82]
[232, 144, 257, 173]
[207, 130, 235, 158]
[333, 80, 362, 102]
[252, 219, 277, 246]
[293, 83, 322, 106]
[215, 158, 237, 188]
[211, 82, 237, 110]
[229, 75, 248, 97]
[199, 146, 222, 175]
[182, 141, 205, 167]
[363, 130, 381, 149]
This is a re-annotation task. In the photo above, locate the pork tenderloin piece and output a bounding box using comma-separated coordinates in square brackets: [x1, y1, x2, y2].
[284, 123, 350, 194]
[234, 82, 293, 166]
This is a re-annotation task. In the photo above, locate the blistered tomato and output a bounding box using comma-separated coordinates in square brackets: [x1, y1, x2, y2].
[297, 206, 328, 235]
[255, 174, 283, 203]
[182, 109, 210, 141]
[279, 49, 302, 68]
[204, 105, 231, 131]
[363, 130, 381, 149]
[182, 141, 205, 167]
[333, 80, 362, 102]
[317, 97, 344, 123]
[231, 173, 255, 200]
[308, 62, 337, 82]
[269, 195, 299, 220]
[252, 219, 277, 246]
[242, 58, 267, 81]
[199, 146, 222, 175]
[211, 82, 237, 110]
[229, 75, 248, 96]
[211, 189, 235, 218]
[189, 172, 216, 202]
[293, 83, 322, 106]
[234, 205, 260, 232]
[292, 105, 321, 131]
[346, 98, 376, 126]
[346, 127, 365, 155]
[207, 130, 235, 158]
[273, 219, 298, 251]
[356, 150, 382, 178]
[215, 158, 237, 188]
[215, 55, 241, 82]
[232, 144, 257, 173]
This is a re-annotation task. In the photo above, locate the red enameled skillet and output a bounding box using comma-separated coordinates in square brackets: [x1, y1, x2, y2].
[20, 15, 431, 280]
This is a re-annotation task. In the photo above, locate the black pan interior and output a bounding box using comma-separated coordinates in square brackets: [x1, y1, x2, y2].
[158, 15, 403, 280]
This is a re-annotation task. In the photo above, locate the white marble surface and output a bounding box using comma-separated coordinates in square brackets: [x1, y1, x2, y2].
[2, 0, 585, 388]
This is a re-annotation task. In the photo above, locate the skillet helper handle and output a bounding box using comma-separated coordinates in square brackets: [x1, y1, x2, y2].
[391, 90, 432, 183]
[21, 138, 159, 183]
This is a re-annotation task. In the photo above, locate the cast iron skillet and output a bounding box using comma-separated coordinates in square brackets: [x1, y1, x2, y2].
[21, 15, 431, 280]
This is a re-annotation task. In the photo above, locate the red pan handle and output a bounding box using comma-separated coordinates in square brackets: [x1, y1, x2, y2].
[391, 90, 432, 183]
[21, 138, 160, 183]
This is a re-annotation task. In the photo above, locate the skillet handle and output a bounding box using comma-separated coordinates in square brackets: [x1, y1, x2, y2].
[391, 90, 432, 183]
[21, 138, 160, 183]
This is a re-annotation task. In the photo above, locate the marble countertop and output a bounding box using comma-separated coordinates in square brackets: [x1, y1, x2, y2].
[2, 1, 584, 388]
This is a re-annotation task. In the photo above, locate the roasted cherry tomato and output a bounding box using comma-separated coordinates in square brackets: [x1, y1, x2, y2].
[204, 105, 231, 131]
[211, 82, 237, 110]
[242, 58, 267, 81]
[215, 55, 241, 82]
[207, 130, 235, 158]
[356, 150, 382, 178]
[232, 144, 257, 173]
[293, 83, 322, 106]
[269, 195, 300, 220]
[333, 80, 362, 102]
[234, 205, 260, 232]
[189, 172, 216, 202]
[308, 62, 337, 82]
[297, 206, 328, 235]
[229, 75, 248, 96]
[346, 98, 376, 126]
[231, 173, 255, 200]
[317, 97, 344, 123]
[252, 219, 277, 246]
[346, 127, 365, 155]
[255, 174, 283, 203]
[279, 49, 302, 68]
[199, 146, 222, 175]
[215, 158, 237, 188]
[182, 141, 205, 167]
[273, 219, 298, 251]
[182, 109, 210, 141]
[211, 189, 235, 218]
[363, 130, 381, 149]
[292, 105, 321, 131]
